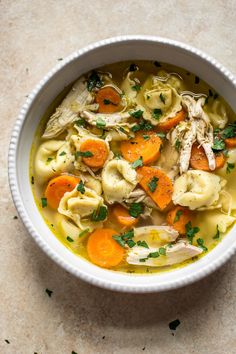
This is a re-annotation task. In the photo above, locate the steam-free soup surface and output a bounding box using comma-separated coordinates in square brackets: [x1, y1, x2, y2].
[30, 61, 236, 274]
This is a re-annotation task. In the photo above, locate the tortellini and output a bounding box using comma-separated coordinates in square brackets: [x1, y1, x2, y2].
[204, 98, 228, 129]
[173, 170, 225, 210]
[35, 140, 74, 183]
[102, 159, 138, 203]
[58, 185, 106, 231]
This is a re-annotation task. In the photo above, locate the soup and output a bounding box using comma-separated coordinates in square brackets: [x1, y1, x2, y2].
[30, 61, 236, 274]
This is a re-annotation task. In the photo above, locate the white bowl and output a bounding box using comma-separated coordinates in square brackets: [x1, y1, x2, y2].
[8, 35, 236, 293]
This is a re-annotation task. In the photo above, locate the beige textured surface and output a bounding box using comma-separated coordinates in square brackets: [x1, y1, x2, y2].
[1, 1, 236, 353]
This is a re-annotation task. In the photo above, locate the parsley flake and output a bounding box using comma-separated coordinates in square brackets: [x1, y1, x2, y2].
[129, 203, 143, 218]
[156, 132, 166, 139]
[197, 238, 208, 252]
[87, 71, 103, 92]
[213, 225, 220, 240]
[96, 117, 106, 128]
[137, 240, 149, 248]
[226, 162, 235, 174]
[212, 137, 225, 151]
[143, 135, 150, 140]
[160, 93, 166, 104]
[47, 157, 53, 163]
[67, 236, 74, 242]
[75, 151, 94, 158]
[174, 210, 183, 223]
[175, 139, 181, 151]
[79, 228, 90, 238]
[131, 156, 143, 169]
[75, 118, 86, 127]
[91, 206, 108, 221]
[129, 110, 143, 119]
[185, 221, 200, 244]
[59, 151, 66, 156]
[132, 84, 141, 92]
[152, 108, 162, 120]
[41, 197, 47, 208]
[148, 176, 159, 193]
[129, 63, 138, 72]
[148, 251, 159, 258]
[159, 247, 166, 256]
[77, 180, 85, 194]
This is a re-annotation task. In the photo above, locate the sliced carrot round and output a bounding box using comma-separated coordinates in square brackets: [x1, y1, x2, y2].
[190, 143, 226, 171]
[225, 137, 236, 148]
[120, 131, 162, 165]
[138, 166, 173, 210]
[79, 139, 108, 168]
[112, 204, 138, 227]
[87, 228, 125, 268]
[157, 109, 186, 131]
[166, 206, 193, 235]
[95, 86, 121, 113]
[45, 175, 80, 209]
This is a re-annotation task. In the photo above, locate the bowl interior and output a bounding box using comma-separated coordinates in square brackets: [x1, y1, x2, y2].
[11, 37, 236, 292]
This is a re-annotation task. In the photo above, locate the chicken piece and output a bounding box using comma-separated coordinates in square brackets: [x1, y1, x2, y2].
[81, 110, 130, 128]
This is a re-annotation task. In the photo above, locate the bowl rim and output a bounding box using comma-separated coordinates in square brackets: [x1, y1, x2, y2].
[8, 35, 236, 293]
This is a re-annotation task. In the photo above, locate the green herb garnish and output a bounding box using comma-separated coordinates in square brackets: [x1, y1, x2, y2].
[77, 180, 85, 194]
[59, 151, 66, 156]
[148, 176, 159, 193]
[137, 240, 149, 248]
[156, 132, 166, 139]
[185, 221, 200, 244]
[129, 110, 143, 119]
[129, 202, 143, 218]
[212, 137, 225, 151]
[131, 156, 143, 169]
[213, 225, 220, 240]
[91, 206, 108, 221]
[160, 93, 165, 104]
[175, 139, 181, 151]
[197, 238, 208, 252]
[96, 117, 106, 128]
[129, 63, 138, 72]
[226, 162, 235, 174]
[148, 251, 159, 258]
[75, 151, 94, 158]
[41, 197, 47, 208]
[131, 120, 154, 132]
[114, 152, 122, 159]
[143, 135, 150, 140]
[127, 239, 136, 248]
[174, 210, 183, 223]
[132, 84, 141, 92]
[67, 236, 74, 242]
[47, 157, 53, 163]
[152, 108, 162, 120]
[79, 228, 90, 238]
[159, 247, 166, 256]
[113, 229, 135, 248]
[87, 71, 103, 91]
[75, 118, 86, 127]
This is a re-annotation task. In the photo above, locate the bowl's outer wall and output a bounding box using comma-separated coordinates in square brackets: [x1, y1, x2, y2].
[9, 36, 236, 292]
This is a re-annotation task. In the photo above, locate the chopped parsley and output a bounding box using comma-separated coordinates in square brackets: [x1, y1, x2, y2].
[147, 176, 159, 193]
[129, 202, 144, 218]
[159, 247, 166, 256]
[66, 236, 74, 242]
[226, 162, 235, 174]
[143, 134, 150, 140]
[59, 151, 66, 156]
[113, 229, 135, 248]
[175, 139, 181, 151]
[212, 123, 236, 152]
[79, 228, 90, 238]
[137, 240, 149, 248]
[41, 197, 47, 208]
[129, 63, 138, 72]
[195, 76, 200, 84]
[185, 221, 200, 244]
[174, 210, 183, 223]
[131, 120, 154, 132]
[152, 108, 162, 120]
[156, 132, 166, 139]
[75, 151, 93, 158]
[75, 118, 86, 127]
[129, 110, 143, 119]
[77, 180, 85, 194]
[197, 238, 208, 252]
[212, 137, 225, 151]
[148, 251, 159, 258]
[96, 117, 106, 128]
[45, 288, 53, 297]
[114, 152, 122, 159]
[213, 225, 220, 240]
[160, 93, 166, 104]
[154, 61, 161, 67]
[131, 156, 143, 169]
[132, 84, 141, 92]
[169, 319, 180, 330]
[87, 71, 103, 91]
[223, 149, 229, 157]
[47, 157, 53, 163]
[91, 206, 108, 221]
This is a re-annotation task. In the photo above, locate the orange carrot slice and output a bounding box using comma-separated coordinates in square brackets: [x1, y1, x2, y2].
[138, 166, 173, 210]
[113, 204, 139, 227]
[87, 228, 125, 268]
[79, 139, 108, 168]
[225, 137, 236, 148]
[120, 131, 162, 165]
[95, 86, 121, 113]
[157, 110, 186, 131]
[166, 206, 193, 235]
[45, 175, 80, 209]
[190, 143, 225, 171]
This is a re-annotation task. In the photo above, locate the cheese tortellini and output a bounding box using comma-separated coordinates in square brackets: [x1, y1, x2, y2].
[173, 170, 225, 210]
[58, 185, 106, 231]
[204, 98, 228, 129]
[102, 159, 138, 203]
[35, 140, 74, 183]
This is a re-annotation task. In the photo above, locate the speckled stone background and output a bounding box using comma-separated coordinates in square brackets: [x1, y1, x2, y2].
[1, 1, 236, 353]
